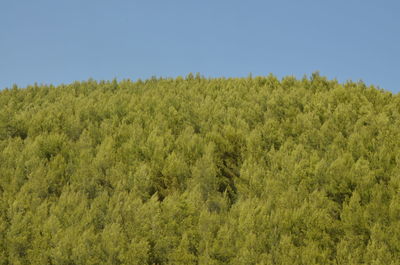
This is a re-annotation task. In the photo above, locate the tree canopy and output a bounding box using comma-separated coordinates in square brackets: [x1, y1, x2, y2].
[1, 74, 399, 264]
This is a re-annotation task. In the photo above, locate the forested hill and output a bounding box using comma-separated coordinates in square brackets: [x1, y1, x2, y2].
[1, 74, 400, 264]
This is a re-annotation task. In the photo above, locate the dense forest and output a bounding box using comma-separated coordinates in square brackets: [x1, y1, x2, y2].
[0, 73, 399, 264]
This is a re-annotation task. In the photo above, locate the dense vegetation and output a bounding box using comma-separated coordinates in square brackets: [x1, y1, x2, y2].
[0, 73, 399, 264]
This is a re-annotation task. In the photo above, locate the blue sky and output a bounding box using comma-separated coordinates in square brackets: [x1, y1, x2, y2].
[1, 0, 399, 92]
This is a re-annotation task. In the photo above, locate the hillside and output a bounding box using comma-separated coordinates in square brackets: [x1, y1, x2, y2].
[1, 73, 400, 264]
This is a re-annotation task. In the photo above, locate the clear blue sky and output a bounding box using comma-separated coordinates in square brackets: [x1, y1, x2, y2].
[1, 0, 399, 92]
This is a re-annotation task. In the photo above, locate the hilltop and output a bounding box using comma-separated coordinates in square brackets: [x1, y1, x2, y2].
[1, 73, 400, 264]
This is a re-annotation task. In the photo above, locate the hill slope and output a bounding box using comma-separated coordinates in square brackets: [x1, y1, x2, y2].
[1, 74, 400, 264]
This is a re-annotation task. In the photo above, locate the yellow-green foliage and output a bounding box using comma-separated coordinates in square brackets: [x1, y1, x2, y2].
[1, 73, 399, 264]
